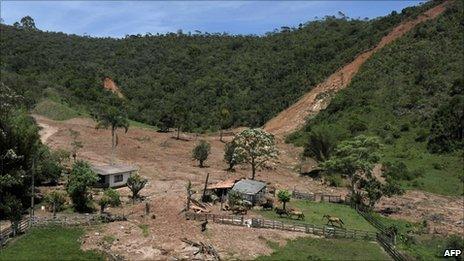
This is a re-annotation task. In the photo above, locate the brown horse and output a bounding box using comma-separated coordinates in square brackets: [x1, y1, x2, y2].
[289, 209, 305, 220]
[322, 214, 344, 227]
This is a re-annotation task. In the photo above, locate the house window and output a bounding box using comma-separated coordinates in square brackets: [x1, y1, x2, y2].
[114, 174, 123, 183]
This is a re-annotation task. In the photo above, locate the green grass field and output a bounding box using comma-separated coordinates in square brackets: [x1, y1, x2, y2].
[0, 226, 104, 261]
[381, 131, 463, 197]
[256, 200, 376, 232]
[32, 99, 83, 121]
[256, 237, 390, 261]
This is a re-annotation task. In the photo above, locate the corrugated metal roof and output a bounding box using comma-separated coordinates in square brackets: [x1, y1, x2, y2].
[91, 164, 137, 176]
[232, 179, 266, 195]
[207, 179, 237, 190]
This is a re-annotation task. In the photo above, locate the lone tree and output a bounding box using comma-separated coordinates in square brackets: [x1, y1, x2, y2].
[277, 190, 291, 210]
[66, 160, 98, 212]
[127, 173, 147, 203]
[233, 128, 278, 179]
[192, 140, 211, 167]
[92, 104, 129, 165]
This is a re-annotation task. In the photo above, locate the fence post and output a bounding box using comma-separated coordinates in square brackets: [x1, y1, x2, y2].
[241, 216, 244, 226]
[305, 224, 308, 233]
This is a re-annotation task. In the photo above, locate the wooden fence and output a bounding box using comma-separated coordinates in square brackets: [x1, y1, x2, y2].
[377, 233, 407, 261]
[291, 190, 344, 203]
[185, 212, 377, 241]
[0, 215, 100, 248]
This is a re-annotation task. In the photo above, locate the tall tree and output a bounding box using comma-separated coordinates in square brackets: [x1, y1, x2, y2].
[321, 135, 381, 195]
[92, 103, 129, 165]
[233, 128, 278, 179]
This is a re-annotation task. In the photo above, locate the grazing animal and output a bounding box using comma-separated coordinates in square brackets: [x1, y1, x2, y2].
[322, 214, 344, 227]
[275, 208, 289, 217]
[289, 209, 305, 220]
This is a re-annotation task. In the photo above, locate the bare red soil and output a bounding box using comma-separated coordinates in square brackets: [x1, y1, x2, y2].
[264, 1, 451, 135]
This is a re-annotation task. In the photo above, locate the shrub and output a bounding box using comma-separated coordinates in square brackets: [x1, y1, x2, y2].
[44, 191, 67, 213]
[415, 128, 428, 142]
[66, 160, 98, 212]
[325, 174, 343, 187]
[348, 117, 368, 135]
[104, 188, 121, 207]
[127, 173, 147, 202]
[303, 125, 337, 162]
[224, 141, 241, 171]
[228, 190, 243, 207]
[400, 123, 410, 132]
[192, 140, 211, 167]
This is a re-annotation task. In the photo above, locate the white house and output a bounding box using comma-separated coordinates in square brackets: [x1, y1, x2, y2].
[91, 164, 137, 188]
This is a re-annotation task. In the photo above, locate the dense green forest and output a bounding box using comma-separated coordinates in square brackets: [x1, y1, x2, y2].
[288, 1, 463, 196]
[0, 1, 439, 132]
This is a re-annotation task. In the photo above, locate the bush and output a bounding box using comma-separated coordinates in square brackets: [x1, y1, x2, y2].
[192, 140, 211, 167]
[127, 173, 147, 202]
[303, 125, 337, 162]
[104, 188, 121, 207]
[415, 128, 429, 142]
[44, 191, 67, 212]
[228, 190, 243, 207]
[66, 160, 98, 212]
[348, 117, 368, 135]
[383, 161, 422, 181]
[400, 123, 410, 132]
[224, 141, 240, 171]
[325, 174, 343, 187]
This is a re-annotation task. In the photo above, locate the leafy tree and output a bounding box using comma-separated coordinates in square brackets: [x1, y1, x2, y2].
[224, 141, 241, 171]
[233, 128, 278, 179]
[321, 135, 381, 194]
[277, 190, 291, 210]
[427, 95, 464, 153]
[127, 173, 147, 202]
[192, 140, 211, 167]
[1, 194, 23, 236]
[19, 16, 37, 30]
[66, 160, 98, 212]
[303, 125, 337, 162]
[92, 102, 129, 165]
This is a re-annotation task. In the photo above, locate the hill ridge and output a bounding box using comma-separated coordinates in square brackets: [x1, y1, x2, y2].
[263, 0, 451, 135]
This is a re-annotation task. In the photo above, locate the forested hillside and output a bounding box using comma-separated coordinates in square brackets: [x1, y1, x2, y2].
[289, 1, 463, 196]
[0, 1, 439, 131]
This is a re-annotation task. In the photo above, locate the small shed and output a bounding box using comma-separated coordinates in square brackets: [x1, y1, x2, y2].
[207, 179, 237, 198]
[231, 179, 266, 204]
[92, 164, 137, 188]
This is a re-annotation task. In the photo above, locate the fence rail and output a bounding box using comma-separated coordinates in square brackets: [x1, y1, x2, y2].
[291, 190, 345, 203]
[185, 212, 377, 241]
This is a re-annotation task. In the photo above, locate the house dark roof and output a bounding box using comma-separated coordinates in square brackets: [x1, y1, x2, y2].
[91, 164, 137, 176]
[232, 179, 266, 195]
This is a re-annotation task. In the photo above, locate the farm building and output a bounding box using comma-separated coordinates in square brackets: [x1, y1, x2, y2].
[91, 164, 137, 188]
[231, 179, 266, 204]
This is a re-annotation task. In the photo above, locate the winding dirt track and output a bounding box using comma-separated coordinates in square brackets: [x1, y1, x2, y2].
[264, 1, 451, 135]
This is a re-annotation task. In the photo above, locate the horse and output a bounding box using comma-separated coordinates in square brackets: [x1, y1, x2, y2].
[275, 208, 289, 217]
[289, 209, 305, 220]
[322, 214, 344, 227]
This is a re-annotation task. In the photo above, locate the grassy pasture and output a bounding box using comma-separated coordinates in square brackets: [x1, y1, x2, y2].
[0, 226, 104, 261]
[256, 200, 376, 232]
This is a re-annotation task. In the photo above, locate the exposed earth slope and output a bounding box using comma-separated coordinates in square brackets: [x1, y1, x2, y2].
[264, 1, 451, 135]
